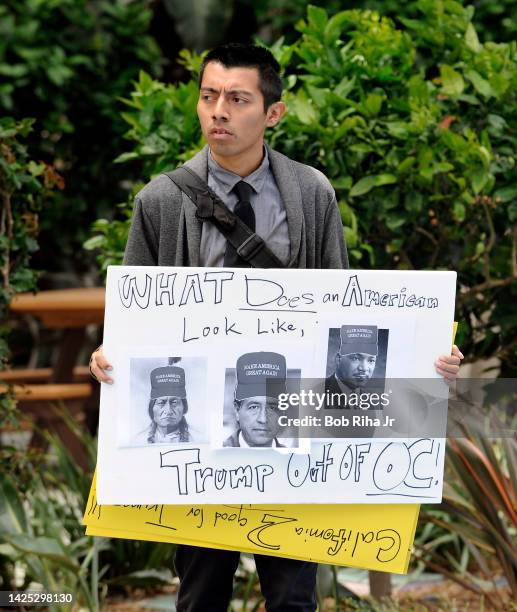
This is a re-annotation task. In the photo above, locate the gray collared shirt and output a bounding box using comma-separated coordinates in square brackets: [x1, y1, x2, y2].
[200, 147, 290, 267]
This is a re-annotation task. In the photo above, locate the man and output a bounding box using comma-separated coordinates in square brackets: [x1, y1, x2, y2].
[134, 361, 192, 444]
[223, 351, 287, 448]
[326, 325, 380, 401]
[90, 43, 463, 611]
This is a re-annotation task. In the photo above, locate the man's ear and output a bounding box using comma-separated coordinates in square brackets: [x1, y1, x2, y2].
[266, 101, 286, 127]
[233, 400, 240, 423]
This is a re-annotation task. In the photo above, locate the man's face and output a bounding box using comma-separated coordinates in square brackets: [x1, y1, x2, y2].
[236, 396, 282, 447]
[152, 396, 185, 428]
[197, 62, 284, 161]
[335, 353, 377, 389]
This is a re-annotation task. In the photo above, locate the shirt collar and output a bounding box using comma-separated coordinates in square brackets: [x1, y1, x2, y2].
[238, 430, 277, 448]
[208, 146, 270, 196]
[334, 374, 358, 395]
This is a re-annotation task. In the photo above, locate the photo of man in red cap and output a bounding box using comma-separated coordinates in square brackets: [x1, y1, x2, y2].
[131, 357, 197, 445]
[223, 351, 287, 448]
[322, 325, 388, 413]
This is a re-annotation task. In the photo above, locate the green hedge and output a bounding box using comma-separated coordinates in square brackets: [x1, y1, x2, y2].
[0, 0, 162, 273]
[87, 6, 517, 373]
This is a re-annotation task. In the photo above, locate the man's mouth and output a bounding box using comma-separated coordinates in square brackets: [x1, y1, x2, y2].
[210, 127, 233, 138]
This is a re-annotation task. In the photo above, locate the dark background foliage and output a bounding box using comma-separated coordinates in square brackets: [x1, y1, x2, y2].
[0, 0, 162, 280]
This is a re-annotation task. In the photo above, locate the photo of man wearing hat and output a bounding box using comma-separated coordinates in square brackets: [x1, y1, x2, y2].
[325, 325, 384, 404]
[224, 351, 287, 448]
[144, 358, 191, 444]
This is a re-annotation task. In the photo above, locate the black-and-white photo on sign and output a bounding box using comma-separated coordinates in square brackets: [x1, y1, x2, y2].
[125, 356, 208, 446]
[324, 325, 389, 406]
[221, 350, 301, 449]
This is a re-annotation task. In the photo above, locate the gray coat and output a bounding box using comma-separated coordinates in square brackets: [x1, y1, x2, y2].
[123, 144, 348, 269]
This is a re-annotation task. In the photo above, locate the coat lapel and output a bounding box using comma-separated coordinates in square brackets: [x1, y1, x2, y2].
[182, 146, 209, 266]
[267, 144, 303, 267]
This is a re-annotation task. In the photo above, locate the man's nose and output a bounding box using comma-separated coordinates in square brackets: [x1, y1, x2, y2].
[212, 95, 229, 121]
[256, 406, 267, 423]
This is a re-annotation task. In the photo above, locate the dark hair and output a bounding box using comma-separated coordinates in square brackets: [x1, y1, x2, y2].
[199, 43, 283, 111]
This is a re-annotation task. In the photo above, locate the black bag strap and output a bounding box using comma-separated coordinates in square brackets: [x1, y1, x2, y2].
[162, 166, 284, 269]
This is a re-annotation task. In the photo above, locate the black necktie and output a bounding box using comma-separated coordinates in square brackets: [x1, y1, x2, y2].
[223, 181, 255, 267]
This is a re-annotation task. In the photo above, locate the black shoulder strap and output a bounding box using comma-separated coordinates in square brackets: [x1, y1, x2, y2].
[162, 166, 284, 269]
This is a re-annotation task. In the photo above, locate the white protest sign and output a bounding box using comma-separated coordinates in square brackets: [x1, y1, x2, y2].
[97, 266, 455, 504]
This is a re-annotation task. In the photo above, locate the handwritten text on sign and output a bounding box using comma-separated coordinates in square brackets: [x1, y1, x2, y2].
[83, 475, 419, 574]
[97, 267, 456, 504]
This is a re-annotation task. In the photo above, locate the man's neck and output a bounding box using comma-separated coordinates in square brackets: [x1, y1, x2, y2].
[334, 374, 360, 394]
[210, 141, 265, 177]
[157, 423, 178, 435]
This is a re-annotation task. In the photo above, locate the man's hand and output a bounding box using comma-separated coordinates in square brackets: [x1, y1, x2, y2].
[434, 345, 464, 382]
[89, 345, 114, 384]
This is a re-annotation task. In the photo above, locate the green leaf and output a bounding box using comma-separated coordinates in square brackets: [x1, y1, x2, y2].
[0, 64, 29, 77]
[3, 534, 78, 570]
[344, 225, 358, 248]
[465, 23, 481, 53]
[307, 5, 328, 31]
[108, 568, 174, 587]
[331, 176, 352, 190]
[290, 90, 318, 124]
[27, 160, 45, 176]
[386, 122, 410, 139]
[404, 192, 423, 213]
[385, 215, 406, 231]
[324, 12, 350, 44]
[477, 146, 491, 169]
[466, 70, 492, 98]
[0, 475, 28, 535]
[453, 202, 466, 222]
[434, 162, 454, 173]
[471, 170, 488, 194]
[114, 151, 139, 164]
[407, 75, 428, 104]
[349, 174, 397, 197]
[364, 93, 383, 117]
[440, 65, 465, 97]
[494, 185, 517, 203]
[398, 157, 416, 173]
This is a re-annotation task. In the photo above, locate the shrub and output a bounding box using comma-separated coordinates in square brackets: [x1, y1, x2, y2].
[86, 6, 516, 373]
[0, 0, 162, 275]
[0, 117, 62, 416]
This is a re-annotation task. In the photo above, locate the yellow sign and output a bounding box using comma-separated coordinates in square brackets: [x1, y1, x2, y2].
[83, 474, 419, 574]
[85, 328, 459, 574]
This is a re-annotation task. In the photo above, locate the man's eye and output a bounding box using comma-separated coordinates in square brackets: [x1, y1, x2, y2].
[233, 97, 246, 104]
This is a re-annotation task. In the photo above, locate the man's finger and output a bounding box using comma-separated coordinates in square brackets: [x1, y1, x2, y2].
[452, 345, 464, 359]
[437, 354, 461, 366]
[90, 351, 114, 384]
[435, 362, 460, 376]
[90, 361, 114, 384]
[95, 354, 113, 371]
